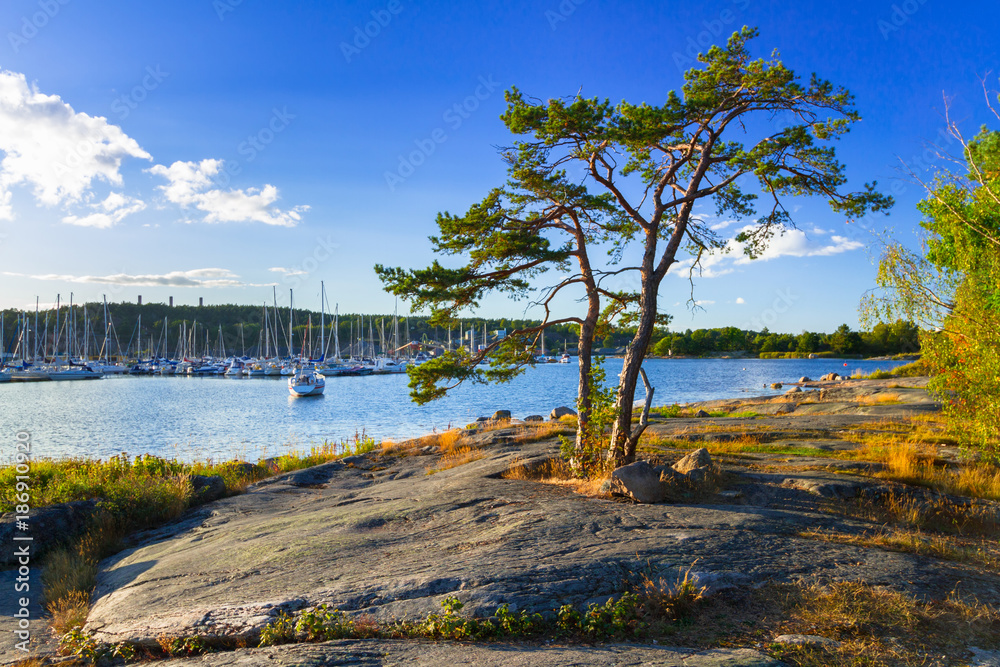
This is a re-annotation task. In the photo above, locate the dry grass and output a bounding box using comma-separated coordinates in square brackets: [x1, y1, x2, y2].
[802, 527, 1000, 571]
[502, 455, 610, 497]
[47, 590, 91, 635]
[644, 579, 999, 665]
[426, 446, 485, 474]
[855, 392, 903, 405]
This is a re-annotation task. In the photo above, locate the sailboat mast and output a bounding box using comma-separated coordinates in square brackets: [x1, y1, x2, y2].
[55, 294, 61, 361]
[319, 281, 325, 361]
[333, 304, 340, 359]
[288, 289, 294, 359]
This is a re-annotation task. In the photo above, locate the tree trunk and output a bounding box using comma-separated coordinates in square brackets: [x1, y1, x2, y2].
[607, 274, 661, 467]
[572, 296, 600, 469]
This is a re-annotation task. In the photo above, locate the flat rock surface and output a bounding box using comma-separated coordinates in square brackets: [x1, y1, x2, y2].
[151, 640, 784, 666]
[83, 382, 1000, 649]
[8, 375, 998, 665]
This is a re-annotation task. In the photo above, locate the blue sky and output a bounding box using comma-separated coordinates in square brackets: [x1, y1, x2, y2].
[0, 0, 996, 333]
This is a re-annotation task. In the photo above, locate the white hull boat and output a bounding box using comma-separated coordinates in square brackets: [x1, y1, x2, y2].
[288, 371, 325, 396]
[48, 367, 103, 381]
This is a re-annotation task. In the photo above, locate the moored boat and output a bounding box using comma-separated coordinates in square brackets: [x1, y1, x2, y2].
[288, 370, 325, 396]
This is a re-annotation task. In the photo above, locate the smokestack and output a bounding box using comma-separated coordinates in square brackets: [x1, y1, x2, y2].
[137, 295, 142, 306]
[169, 296, 174, 307]
[199, 297, 204, 307]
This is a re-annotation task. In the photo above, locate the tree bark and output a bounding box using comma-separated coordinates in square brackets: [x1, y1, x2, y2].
[606, 278, 660, 466]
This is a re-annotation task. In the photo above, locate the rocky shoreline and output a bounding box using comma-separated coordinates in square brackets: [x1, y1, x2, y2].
[4, 376, 999, 666]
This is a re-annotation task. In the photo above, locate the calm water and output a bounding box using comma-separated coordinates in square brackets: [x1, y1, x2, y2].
[0, 358, 907, 463]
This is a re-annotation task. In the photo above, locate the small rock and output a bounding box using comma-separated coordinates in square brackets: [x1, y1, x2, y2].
[523, 415, 544, 422]
[549, 406, 577, 420]
[799, 376, 812, 383]
[773, 634, 842, 648]
[476, 416, 489, 422]
[770, 382, 783, 389]
[694, 409, 710, 418]
[673, 448, 712, 475]
[785, 386, 802, 394]
[491, 410, 511, 422]
[609, 460, 666, 503]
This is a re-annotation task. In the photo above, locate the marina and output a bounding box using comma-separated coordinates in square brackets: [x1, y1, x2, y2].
[0, 357, 908, 464]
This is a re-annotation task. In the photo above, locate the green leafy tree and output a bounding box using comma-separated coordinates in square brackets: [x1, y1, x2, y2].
[864, 103, 1000, 459]
[377, 27, 891, 469]
[829, 324, 862, 355]
[795, 331, 819, 354]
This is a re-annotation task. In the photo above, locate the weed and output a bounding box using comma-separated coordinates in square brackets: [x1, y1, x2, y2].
[258, 612, 297, 646]
[47, 590, 91, 636]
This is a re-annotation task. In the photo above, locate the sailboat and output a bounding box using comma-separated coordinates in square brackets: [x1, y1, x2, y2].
[48, 294, 102, 381]
[288, 284, 327, 396]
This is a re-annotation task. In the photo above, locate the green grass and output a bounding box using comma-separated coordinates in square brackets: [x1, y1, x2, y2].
[5, 432, 381, 637]
[648, 404, 759, 420]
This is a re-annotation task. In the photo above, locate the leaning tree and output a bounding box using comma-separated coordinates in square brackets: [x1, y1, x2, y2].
[378, 27, 892, 468]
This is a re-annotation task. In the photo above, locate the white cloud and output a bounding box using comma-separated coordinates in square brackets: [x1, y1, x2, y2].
[735, 297, 745, 304]
[268, 266, 307, 277]
[668, 226, 863, 279]
[2, 267, 265, 288]
[62, 192, 146, 229]
[0, 70, 151, 219]
[149, 159, 308, 227]
[694, 300, 715, 306]
[709, 219, 738, 232]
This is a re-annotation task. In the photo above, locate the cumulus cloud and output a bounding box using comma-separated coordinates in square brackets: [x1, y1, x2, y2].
[735, 297, 745, 304]
[0, 70, 151, 220]
[62, 192, 146, 229]
[2, 267, 264, 288]
[668, 225, 863, 279]
[149, 159, 308, 227]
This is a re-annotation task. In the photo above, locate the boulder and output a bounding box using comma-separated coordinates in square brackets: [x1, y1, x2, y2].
[226, 462, 259, 478]
[695, 409, 710, 418]
[785, 386, 803, 394]
[549, 406, 577, 420]
[476, 416, 490, 422]
[770, 382, 783, 389]
[673, 448, 713, 475]
[491, 410, 512, 422]
[609, 460, 666, 503]
[523, 415, 544, 422]
[189, 474, 227, 503]
[799, 376, 812, 383]
[0, 499, 98, 566]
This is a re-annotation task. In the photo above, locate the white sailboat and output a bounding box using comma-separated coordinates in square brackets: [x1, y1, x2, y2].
[48, 294, 102, 381]
[288, 370, 325, 396]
